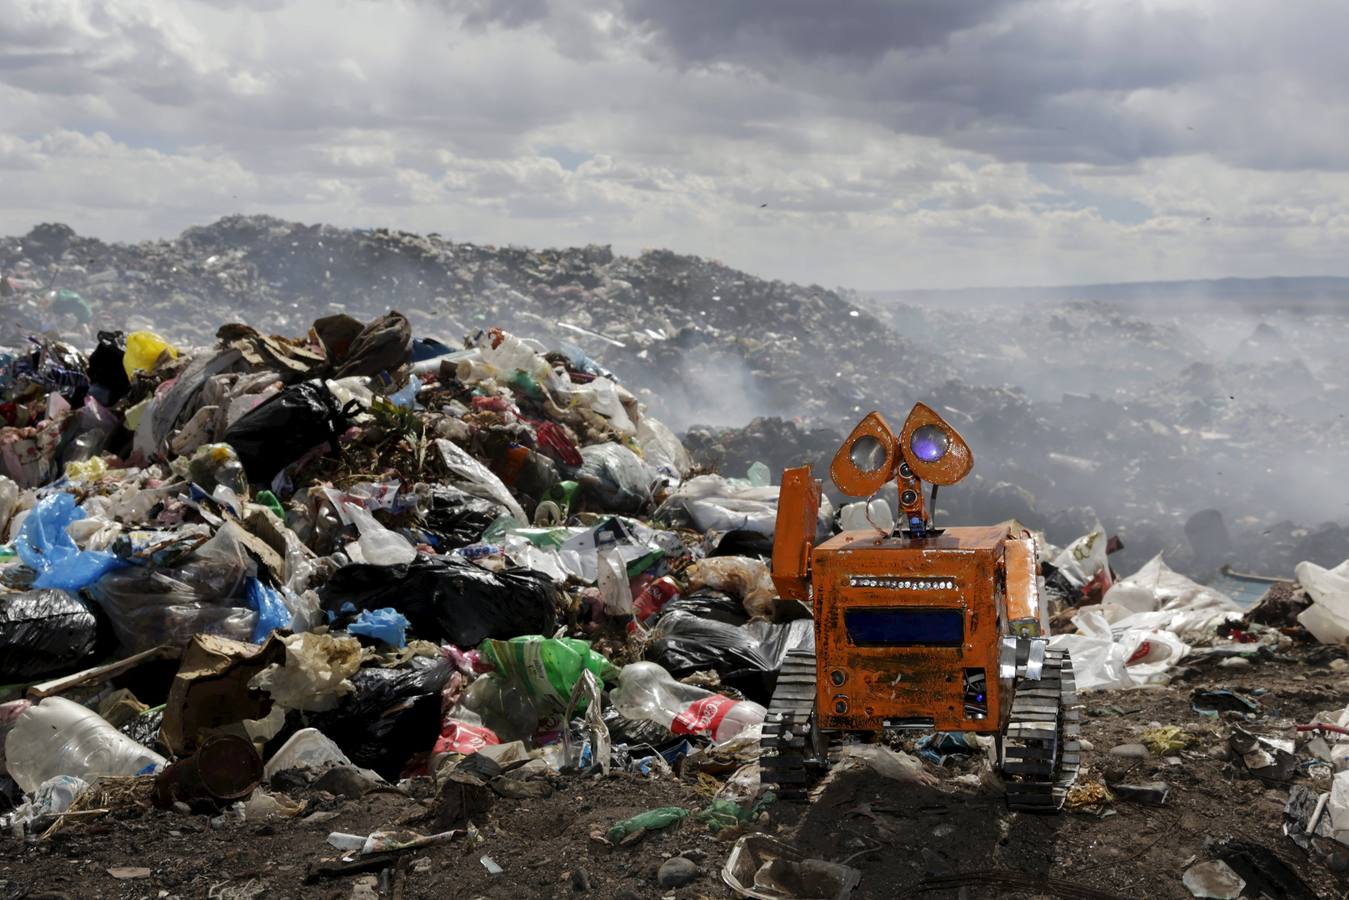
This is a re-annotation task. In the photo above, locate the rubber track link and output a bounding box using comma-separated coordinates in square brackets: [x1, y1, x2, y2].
[1002, 647, 1081, 812]
[761, 649, 822, 801]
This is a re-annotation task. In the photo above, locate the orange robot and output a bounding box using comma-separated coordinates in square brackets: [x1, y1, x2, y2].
[765, 404, 1080, 811]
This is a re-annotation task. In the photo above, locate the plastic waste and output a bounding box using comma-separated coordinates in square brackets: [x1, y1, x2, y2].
[87, 330, 129, 405]
[263, 728, 354, 779]
[478, 635, 617, 714]
[646, 609, 814, 706]
[596, 548, 634, 620]
[605, 806, 689, 843]
[87, 526, 257, 653]
[7, 775, 87, 836]
[0, 474, 17, 540]
[839, 498, 894, 534]
[1295, 559, 1349, 644]
[659, 474, 834, 542]
[430, 719, 501, 773]
[576, 443, 657, 515]
[244, 577, 290, 643]
[722, 833, 862, 900]
[185, 443, 248, 495]
[687, 556, 778, 621]
[344, 502, 417, 566]
[15, 492, 124, 591]
[1183, 860, 1246, 899]
[611, 661, 765, 744]
[122, 330, 178, 378]
[1050, 524, 1109, 589]
[318, 555, 557, 649]
[433, 438, 528, 526]
[307, 657, 453, 780]
[0, 589, 99, 681]
[223, 381, 359, 486]
[5, 697, 167, 794]
[347, 607, 410, 648]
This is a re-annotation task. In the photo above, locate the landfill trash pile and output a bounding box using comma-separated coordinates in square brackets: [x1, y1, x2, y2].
[0, 234, 1345, 897]
[10, 218, 1347, 585]
[0, 226, 1338, 900]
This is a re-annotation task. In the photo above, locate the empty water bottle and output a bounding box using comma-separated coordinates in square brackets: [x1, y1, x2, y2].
[611, 661, 765, 744]
[4, 696, 167, 794]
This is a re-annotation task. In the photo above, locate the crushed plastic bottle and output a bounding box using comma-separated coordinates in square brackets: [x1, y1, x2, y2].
[5, 696, 167, 794]
[611, 661, 765, 744]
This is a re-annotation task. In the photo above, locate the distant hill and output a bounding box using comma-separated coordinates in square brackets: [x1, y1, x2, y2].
[869, 275, 1349, 311]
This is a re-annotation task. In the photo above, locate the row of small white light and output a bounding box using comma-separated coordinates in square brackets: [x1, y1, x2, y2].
[848, 576, 957, 591]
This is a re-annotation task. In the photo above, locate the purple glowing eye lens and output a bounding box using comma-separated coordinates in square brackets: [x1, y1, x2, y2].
[910, 425, 950, 463]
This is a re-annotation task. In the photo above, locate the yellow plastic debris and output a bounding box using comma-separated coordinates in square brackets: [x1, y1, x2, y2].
[1141, 725, 1189, 755]
[123, 330, 178, 378]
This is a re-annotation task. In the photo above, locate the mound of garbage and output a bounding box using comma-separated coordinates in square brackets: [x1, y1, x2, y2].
[0, 311, 1345, 897]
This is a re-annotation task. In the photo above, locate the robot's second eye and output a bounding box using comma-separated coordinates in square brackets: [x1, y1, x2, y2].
[849, 435, 887, 473]
[911, 425, 950, 463]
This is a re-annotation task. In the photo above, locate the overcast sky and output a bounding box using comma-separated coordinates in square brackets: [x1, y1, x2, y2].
[3, 0, 1347, 290]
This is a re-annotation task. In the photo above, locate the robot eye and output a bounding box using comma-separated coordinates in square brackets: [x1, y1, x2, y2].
[910, 425, 950, 463]
[849, 435, 887, 473]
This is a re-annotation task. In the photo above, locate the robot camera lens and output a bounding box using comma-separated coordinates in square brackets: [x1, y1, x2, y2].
[910, 425, 950, 463]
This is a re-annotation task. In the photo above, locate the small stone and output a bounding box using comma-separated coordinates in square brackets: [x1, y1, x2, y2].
[1329, 658, 1349, 671]
[680, 849, 706, 863]
[571, 867, 591, 892]
[108, 867, 152, 880]
[350, 874, 379, 900]
[656, 857, 700, 888]
[1111, 782, 1169, 806]
[1218, 657, 1250, 669]
[1078, 738, 1094, 752]
[1109, 743, 1150, 759]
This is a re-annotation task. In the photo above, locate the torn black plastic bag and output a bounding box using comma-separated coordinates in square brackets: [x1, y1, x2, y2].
[222, 381, 359, 486]
[307, 657, 452, 780]
[0, 589, 101, 681]
[644, 608, 814, 706]
[318, 555, 557, 648]
[417, 486, 506, 551]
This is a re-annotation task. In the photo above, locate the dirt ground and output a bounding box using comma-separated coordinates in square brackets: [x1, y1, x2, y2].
[2, 645, 1346, 900]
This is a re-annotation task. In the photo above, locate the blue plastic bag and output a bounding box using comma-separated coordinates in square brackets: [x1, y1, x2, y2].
[347, 607, 410, 648]
[16, 493, 123, 591]
[244, 577, 290, 643]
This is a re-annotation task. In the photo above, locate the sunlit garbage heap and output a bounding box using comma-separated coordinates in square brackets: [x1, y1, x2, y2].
[0, 216, 925, 433]
[0, 313, 1347, 892]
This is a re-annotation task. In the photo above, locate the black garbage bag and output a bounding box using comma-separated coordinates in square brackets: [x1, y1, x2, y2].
[0, 589, 100, 681]
[318, 555, 557, 648]
[644, 608, 814, 706]
[660, 589, 749, 625]
[87, 330, 130, 406]
[308, 657, 452, 780]
[222, 381, 359, 486]
[418, 486, 505, 550]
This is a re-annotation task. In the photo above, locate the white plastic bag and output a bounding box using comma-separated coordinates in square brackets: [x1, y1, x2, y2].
[433, 439, 527, 526]
[1050, 524, 1108, 589]
[1296, 560, 1349, 644]
[344, 502, 416, 566]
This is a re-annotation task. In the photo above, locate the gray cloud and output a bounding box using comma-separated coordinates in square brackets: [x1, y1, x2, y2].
[0, 0, 1347, 290]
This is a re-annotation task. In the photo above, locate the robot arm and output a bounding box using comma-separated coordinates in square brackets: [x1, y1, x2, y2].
[771, 465, 820, 601]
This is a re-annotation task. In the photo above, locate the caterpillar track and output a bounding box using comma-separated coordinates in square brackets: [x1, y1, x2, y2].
[1001, 647, 1081, 811]
[761, 647, 1081, 811]
[760, 649, 825, 801]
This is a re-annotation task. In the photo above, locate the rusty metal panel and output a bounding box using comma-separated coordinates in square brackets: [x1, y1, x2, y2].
[812, 526, 1006, 734]
[770, 465, 820, 602]
[1004, 536, 1042, 637]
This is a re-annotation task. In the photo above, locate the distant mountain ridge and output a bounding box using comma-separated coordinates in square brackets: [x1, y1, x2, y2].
[869, 275, 1349, 310]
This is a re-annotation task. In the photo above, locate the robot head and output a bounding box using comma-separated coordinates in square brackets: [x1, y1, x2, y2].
[829, 402, 973, 499]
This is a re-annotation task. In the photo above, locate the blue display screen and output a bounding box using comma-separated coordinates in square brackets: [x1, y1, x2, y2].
[844, 608, 964, 646]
